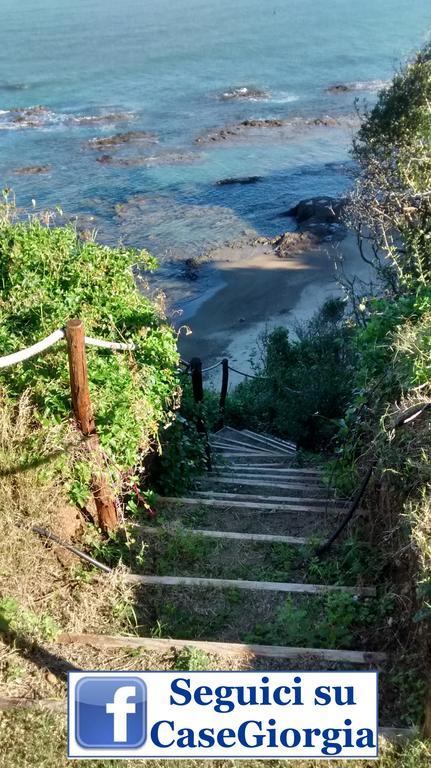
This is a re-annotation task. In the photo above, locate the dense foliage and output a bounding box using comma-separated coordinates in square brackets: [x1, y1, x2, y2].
[350, 43, 431, 289]
[0, 204, 179, 505]
[225, 298, 355, 449]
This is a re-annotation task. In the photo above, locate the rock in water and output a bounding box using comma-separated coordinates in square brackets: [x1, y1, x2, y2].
[286, 196, 346, 224]
[218, 86, 270, 101]
[326, 83, 351, 94]
[216, 176, 262, 186]
[13, 165, 52, 174]
[86, 131, 158, 149]
[285, 197, 347, 240]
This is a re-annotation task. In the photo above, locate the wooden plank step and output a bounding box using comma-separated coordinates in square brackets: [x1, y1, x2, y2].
[211, 473, 330, 494]
[192, 491, 347, 508]
[157, 497, 342, 514]
[213, 451, 291, 458]
[240, 427, 297, 449]
[211, 443, 277, 456]
[207, 477, 328, 492]
[124, 572, 375, 596]
[210, 436, 280, 455]
[241, 428, 296, 453]
[215, 427, 296, 455]
[0, 697, 65, 713]
[139, 526, 308, 545]
[57, 632, 387, 664]
[215, 464, 322, 475]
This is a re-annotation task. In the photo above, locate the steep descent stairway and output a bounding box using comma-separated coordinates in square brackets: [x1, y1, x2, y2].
[60, 425, 385, 667]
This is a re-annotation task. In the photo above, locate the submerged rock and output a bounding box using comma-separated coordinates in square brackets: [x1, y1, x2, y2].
[13, 165, 52, 175]
[86, 131, 158, 149]
[69, 112, 134, 125]
[326, 80, 389, 94]
[218, 86, 270, 101]
[95, 151, 200, 167]
[326, 84, 351, 94]
[216, 176, 262, 186]
[0, 82, 28, 92]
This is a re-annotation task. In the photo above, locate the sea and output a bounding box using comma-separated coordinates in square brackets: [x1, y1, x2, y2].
[1, 0, 430, 309]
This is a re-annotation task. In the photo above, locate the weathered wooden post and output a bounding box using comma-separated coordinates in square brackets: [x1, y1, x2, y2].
[65, 319, 118, 533]
[190, 356, 211, 471]
[190, 357, 204, 403]
[216, 358, 229, 431]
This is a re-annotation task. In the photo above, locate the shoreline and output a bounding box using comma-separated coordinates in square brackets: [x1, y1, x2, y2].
[177, 233, 372, 386]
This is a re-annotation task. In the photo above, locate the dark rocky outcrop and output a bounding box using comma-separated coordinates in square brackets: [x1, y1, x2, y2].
[216, 176, 262, 186]
[285, 196, 347, 239]
[270, 231, 320, 257]
[86, 131, 158, 150]
[195, 115, 352, 145]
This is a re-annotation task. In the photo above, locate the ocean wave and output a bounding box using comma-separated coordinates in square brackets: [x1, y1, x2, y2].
[270, 91, 299, 104]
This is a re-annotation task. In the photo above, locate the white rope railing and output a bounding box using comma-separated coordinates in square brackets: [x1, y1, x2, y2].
[0, 329, 135, 369]
[0, 329, 66, 369]
[84, 336, 135, 352]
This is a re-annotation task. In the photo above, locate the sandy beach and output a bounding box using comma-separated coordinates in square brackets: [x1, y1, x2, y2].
[178, 233, 372, 386]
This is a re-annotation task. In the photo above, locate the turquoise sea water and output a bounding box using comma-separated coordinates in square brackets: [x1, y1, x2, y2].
[1, 0, 430, 288]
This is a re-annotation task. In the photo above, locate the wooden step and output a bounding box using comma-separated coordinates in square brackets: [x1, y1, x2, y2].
[212, 453, 296, 462]
[57, 632, 387, 664]
[208, 475, 328, 498]
[210, 440, 279, 455]
[157, 496, 342, 514]
[215, 427, 295, 455]
[0, 697, 66, 713]
[192, 491, 347, 508]
[206, 477, 329, 493]
[139, 525, 308, 545]
[215, 464, 321, 474]
[124, 573, 376, 597]
[210, 436, 279, 454]
[241, 428, 296, 453]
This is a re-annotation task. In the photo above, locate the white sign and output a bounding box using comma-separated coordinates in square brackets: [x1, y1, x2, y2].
[68, 670, 378, 759]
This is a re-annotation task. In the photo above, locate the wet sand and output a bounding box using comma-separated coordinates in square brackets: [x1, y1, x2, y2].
[178, 234, 372, 386]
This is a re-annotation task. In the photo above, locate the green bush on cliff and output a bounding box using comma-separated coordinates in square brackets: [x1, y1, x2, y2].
[225, 298, 355, 449]
[0, 203, 179, 505]
[351, 43, 431, 289]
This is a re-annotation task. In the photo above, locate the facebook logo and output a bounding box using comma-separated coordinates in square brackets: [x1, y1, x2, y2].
[70, 674, 147, 753]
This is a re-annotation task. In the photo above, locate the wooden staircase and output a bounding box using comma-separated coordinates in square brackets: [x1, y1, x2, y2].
[59, 426, 385, 666]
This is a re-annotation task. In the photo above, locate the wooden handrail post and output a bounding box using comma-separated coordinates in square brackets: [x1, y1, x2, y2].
[217, 358, 229, 430]
[65, 319, 118, 534]
[190, 356, 212, 471]
[190, 357, 203, 403]
[65, 319, 95, 436]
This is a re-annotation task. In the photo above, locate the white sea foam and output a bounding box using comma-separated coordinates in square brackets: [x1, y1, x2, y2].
[270, 92, 299, 104]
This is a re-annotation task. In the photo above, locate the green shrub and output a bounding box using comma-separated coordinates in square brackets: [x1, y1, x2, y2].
[0, 207, 179, 504]
[225, 299, 355, 449]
